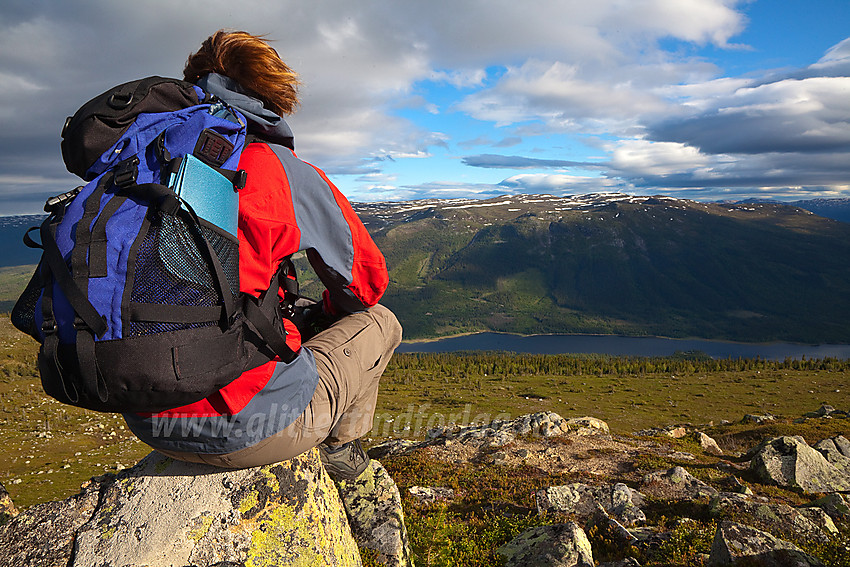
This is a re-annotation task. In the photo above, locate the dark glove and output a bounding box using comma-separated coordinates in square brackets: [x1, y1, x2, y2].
[293, 299, 339, 341]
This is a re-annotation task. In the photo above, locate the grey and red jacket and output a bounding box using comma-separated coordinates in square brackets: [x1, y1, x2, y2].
[124, 79, 388, 454]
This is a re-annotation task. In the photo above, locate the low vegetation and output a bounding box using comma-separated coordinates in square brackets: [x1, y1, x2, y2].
[375, 352, 850, 440]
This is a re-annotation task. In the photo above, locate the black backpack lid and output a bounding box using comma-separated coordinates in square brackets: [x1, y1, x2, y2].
[61, 76, 206, 180]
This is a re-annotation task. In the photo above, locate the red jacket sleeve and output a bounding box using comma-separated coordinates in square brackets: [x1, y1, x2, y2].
[307, 166, 388, 314]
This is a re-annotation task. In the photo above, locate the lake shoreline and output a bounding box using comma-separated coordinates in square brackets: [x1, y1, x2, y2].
[401, 329, 835, 348]
[397, 330, 850, 360]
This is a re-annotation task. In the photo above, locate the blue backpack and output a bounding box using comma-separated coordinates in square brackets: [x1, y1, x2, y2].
[12, 77, 295, 413]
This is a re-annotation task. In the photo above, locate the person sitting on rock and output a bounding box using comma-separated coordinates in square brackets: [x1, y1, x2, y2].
[123, 30, 402, 481]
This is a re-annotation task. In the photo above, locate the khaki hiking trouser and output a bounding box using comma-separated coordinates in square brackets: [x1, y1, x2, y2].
[157, 304, 402, 469]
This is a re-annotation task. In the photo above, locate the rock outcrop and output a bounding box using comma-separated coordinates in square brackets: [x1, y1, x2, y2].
[0, 476, 102, 566]
[370, 411, 610, 459]
[0, 449, 412, 567]
[498, 522, 594, 567]
[749, 435, 850, 492]
[710, 493, 838, 545]
[814, 435, 850, 475]
[696, 431, 723, 456]
[708, 521, 826, 566]
[5, 407, 849, 566]
[337, 460, 413, 567]
[376, 410, 849, 566]
[536, 483, 646, 526]
[640, 466, 718, 500]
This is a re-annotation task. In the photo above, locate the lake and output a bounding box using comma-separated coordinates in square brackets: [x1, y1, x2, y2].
[397, 332, 850, 361]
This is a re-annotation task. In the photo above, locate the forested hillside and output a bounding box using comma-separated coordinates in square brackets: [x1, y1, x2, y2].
[340, 194, 850, 343]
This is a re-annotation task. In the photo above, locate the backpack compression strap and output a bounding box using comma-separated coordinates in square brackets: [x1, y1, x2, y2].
[242, 258, 298, 364]
[39, 214, 109, 404]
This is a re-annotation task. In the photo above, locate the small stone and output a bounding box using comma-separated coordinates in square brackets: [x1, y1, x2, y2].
[641, 466, 717, 500]
[426, 426, 446, 439]
[489, 451, 508, 464]
[408, 486, 455, 505]
[742, 414, 775, 425]
[816, 404, 836, 417]
[695, 432, 723, 456]
[664, 427, 688, 439]
[668, 451, 695, 461]
[563, 417, 610, 436]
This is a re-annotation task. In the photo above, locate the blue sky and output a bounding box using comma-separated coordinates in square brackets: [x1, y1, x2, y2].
[1, 0, 849, 214]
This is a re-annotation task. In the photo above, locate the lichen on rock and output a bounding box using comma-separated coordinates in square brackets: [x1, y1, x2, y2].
[337, 459, 413, 567]
[499, 522, 594, 567]
[1, 449, 363, 567]
[708, 520, 826, 566]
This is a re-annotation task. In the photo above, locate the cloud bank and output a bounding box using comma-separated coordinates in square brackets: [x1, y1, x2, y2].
[0, 1, 847, 212]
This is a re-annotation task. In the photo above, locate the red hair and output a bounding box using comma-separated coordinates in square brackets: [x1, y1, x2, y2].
[184, 30, 300, 115]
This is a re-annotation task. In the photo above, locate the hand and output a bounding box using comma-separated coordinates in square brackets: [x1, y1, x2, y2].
[293, 299, 338, 341]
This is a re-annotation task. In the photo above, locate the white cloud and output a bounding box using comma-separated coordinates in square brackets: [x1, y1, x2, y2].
[819, 37, 850, 63]
[429, 68, 487, 88]
[648, 74, 850, 155]
[609, 140, 713, 177]
[456, 59, 670, 131]
[392, 181, 507, 202]
[599, 0, 746, 47]
[3, 0, 848, 207]
[499, 173, 625, 194]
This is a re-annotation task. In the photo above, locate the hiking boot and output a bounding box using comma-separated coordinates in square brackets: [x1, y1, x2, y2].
[319, 438, 370, 481]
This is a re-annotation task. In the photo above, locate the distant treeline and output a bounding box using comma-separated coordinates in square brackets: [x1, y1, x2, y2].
[386, 351, 850, 378]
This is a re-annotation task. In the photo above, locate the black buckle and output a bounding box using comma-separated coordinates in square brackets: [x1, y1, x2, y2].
[234, 169, 247, 191]
[73, 315, 107, 338]
[41, 320, 58, 335]
[44, 186, 82, 214]
[281, 300, 296, 320]
[113, 156, 140, 188]
[155, 131, 172, 163]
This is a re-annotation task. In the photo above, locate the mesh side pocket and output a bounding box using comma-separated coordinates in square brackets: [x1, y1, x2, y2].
[11, 265, 43, 340]
[199, 222, 239, 300]
[128, 215, 238, 337]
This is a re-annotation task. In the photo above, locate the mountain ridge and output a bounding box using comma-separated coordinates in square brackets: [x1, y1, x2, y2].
[346, 194, 850, 344]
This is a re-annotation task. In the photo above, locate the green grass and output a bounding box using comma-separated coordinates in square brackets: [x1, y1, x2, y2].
[0, 314, 150, 509]
[373, 353, 850, 440]
[0, 264, 36, 313]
